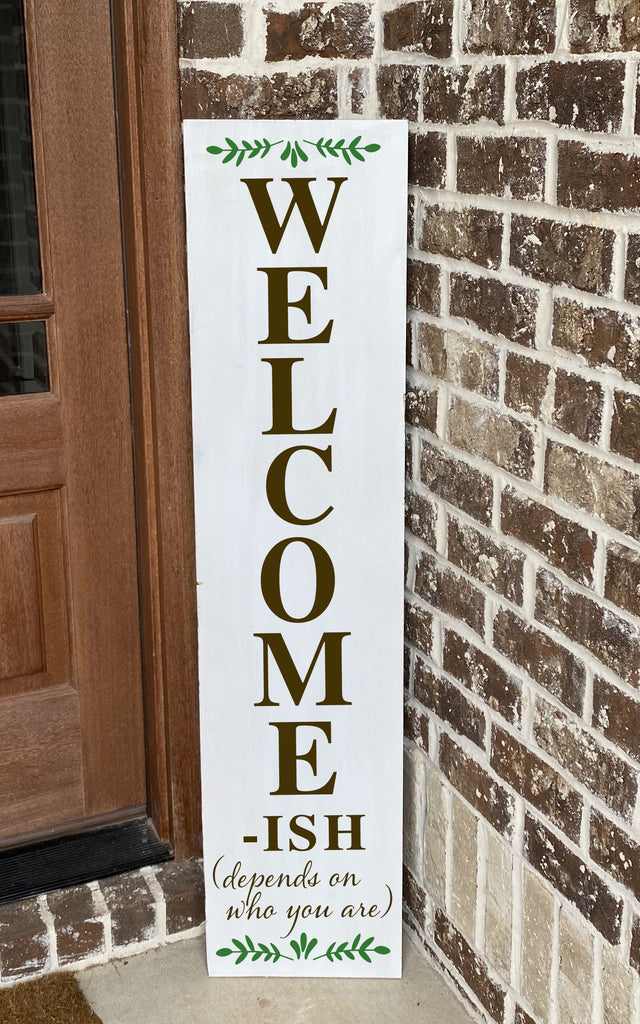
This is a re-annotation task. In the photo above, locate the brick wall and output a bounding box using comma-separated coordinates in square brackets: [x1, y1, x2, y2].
[179, 3, 640, 1021]
[0, 862, 204, 985]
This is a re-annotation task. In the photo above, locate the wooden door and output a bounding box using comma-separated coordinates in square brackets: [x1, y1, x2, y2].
[0, 0, 147, 848]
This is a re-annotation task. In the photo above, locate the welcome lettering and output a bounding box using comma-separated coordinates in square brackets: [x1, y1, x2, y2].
[243, 176, 359, 834]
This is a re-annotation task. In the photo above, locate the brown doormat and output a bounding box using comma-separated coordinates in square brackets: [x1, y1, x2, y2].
[0, 972, 102, 1024]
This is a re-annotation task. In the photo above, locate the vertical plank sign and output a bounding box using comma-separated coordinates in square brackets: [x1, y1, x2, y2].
[184, 120, 407, 978]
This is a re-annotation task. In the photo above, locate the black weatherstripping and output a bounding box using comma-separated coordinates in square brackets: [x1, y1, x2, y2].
[0, 817, 172, 904]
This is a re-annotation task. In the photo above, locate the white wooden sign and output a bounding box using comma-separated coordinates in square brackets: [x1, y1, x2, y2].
[184, 119, 407, 978]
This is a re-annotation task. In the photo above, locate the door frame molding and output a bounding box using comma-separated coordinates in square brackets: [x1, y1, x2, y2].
[111, 0, 201, 859]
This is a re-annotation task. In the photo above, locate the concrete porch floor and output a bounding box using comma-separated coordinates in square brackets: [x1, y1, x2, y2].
[78, 932, 477, 1024]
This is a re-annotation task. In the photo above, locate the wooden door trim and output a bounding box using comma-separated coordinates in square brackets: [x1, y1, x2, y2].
[111, 0, 201, 859]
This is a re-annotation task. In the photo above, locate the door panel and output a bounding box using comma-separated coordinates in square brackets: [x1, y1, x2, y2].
[0, 490, 69, 688]
[0, 0, 147, 848]
[0, 687, 84, 840]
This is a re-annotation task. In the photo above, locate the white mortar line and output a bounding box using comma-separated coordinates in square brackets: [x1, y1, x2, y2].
[622, 59, 639, 136]
[475, 819, 488, 953]
[444, 771, 454, 919]
[446, 129, 457, 193]
[510, 802, 525, 993]
[549, 899, 561, 1024]
[556, 0, 571, 53]
[592, 933, 604, 1024]
[37, 895, 59, 973]
[410, 183, 640, 230]
[611, 230, 629, 302]
[141, 867, 167, 942]
[90, 881, 113, 960]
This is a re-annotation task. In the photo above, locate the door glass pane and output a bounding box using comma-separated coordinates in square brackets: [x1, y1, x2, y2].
[0, 0, 42, 295]
[0, 320, 48, 394]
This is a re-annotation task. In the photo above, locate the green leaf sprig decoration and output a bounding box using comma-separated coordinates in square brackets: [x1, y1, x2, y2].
[313, 934, 391, 963]
[206, 135, 381, 169]
[216, 932, 390, 966]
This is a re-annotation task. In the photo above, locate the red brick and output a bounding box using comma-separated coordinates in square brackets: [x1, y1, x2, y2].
[553, 298, 640, 385]
[414, 655, 486, 748]
[553, 370, 603, 444]
[407, 197, 417, 251]
[450, 273, 538, 347]
[406, 382, 438, 430]
[448, 395, 535, 479]
[417, 325, 501, 401]
[408, 258, 441, 314]
[377, 65, 421, 119]
[525, 813, 622, 944]
[154, 860, 204, 935]
[536, 567, 640, 684]
[48, 885, 105, 966]
[610, 391, 640, 462]
[524, 811, 618, 946]
[180, 1, 244, 58]
[418, 325, 500, 399]
[463, 0, 554, 54]
[546, 441, 640, 541]
[440, 733, 514, 835]
[516, 60, 625, 132]
[419, 205, 502, 269]
[605, 541, 640, 619]
[510, 215, 614, 295]
[349, 67, 368, 115]
[100, 872, 157, 949]
[409, 131, 447, 188]
[448, 516, 524, 602]
[383, 0, 453, 55]
[505, 353, 551, 418]
[457, 136, 546, 201]
[404, 696, 430, 750]
[625, 234, 640, 305]
[405, 486, 437, 546]
[403, 865, 426, 927]
[420, 440, 493, 525]
[569, 0, 640, 52]
[179, 2, 243, 58]
[591, 809, 640, 901]
[265, 4, 373, 60]
[501, 486, 596, 586]
[415, 550, 485, 635]
[180, 68, 337, 119]
[405, 600, 433, 657]
[631, 916, 640, 976]
[493, 607, 585, 715]
[534, 697, 638, 820]
[558, 142, 640, 213]
[593, 675, 640, 761]
[0, 899, 48, 980]
[422, 64, 504, 123]
[443, 629, 522, 725]
[435, 910, 506, 1021]
[405, 432, 413, 479]
[491, 725, 583, 841]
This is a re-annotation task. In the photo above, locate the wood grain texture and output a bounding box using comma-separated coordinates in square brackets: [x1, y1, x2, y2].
[0, 295, 54, 323]
[0, 515, 43, 680]
[0, 687, 84, 840]
[113, 0, 202, 857]
[30, 0, 147, 817]
[0, 490, 70, 694]
[0, 0, 148, 847]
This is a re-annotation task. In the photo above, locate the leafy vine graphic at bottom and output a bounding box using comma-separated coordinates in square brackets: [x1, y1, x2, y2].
[206, 135, 381, 169]
[216, 932, 391, 966]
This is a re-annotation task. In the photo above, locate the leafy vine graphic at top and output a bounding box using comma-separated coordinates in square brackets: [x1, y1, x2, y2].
[216, 932, 391, 967]
[206, 135, 382, 168]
